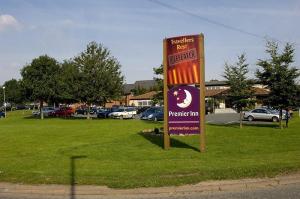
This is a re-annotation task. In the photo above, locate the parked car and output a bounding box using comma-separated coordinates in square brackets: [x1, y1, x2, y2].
[205, 103, 213, 114]
[140, 106, 163, 120]
[90, 107, 98, 115]
[124, 107, 137, 116]
[147, 108, 164, 121]
[15, 105, 27, 110]
[243, 108, 286, 122]
[43, 107, 56, 116]
[261, 107, 291, 119]
[108, 108, 134, 119]
[97, 108, 112, 118]
[76, 107, 98, 115]
[49, 107, 74, 117]
[0, 111, 5, 118]
[75, 108, 88, 115]
[32, 107, 55, 117]
[137, 106, 150, 114]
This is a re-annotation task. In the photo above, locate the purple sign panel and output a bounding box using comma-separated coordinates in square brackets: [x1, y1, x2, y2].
[168, 85, 200, 134]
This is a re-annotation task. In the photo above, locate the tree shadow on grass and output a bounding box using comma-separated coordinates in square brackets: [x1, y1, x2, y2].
[138, 132, 200, 152]
[139, 119, 164, 125]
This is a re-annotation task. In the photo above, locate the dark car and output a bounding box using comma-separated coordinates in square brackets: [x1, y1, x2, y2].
[148, 109, 164, 121]
[137, 106, 150, 114]
[76, 107, 98, 115]
[50, 107, 74, 117]
[140, 106, 163, 120]
[97, 109, 111, 118]
[75, 108, 88, 115]
[0, 111, 5, 118]
[97, 107, 122, 118]
[15, 105, 27, 110]
[205, 104, 213, 114]
[89, 108, 98, 115]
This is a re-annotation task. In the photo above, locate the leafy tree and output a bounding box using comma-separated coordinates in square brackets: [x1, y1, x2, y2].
[2, 79, 24, 109]
[130, 85, 148, 96]
[223, 53, 253, 128]
[21, 55, 60, 119]
[152, 64, 163, 105]
[0, 85, 4, 108]
[256, 41, 300, 128]
[54, 60, 81, 105]
[73, 41, 124, 119]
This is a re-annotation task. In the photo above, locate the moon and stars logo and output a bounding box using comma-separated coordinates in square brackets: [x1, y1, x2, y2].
[173, 88, 192, 108]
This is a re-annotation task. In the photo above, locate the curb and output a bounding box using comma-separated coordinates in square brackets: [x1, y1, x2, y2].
[1, 173, 300, 197]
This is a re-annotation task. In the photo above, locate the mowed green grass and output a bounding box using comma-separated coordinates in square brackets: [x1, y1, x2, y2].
[0, 110, 300, 188]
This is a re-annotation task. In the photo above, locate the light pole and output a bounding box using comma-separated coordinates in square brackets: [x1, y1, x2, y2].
[2, 86, 6, 118]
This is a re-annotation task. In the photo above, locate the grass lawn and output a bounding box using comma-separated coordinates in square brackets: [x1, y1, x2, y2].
[0, 110, 300, 188]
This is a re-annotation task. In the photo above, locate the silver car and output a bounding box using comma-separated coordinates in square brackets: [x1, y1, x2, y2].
[108, 108, 134, 119]
[243, 108, 282, 122]
[32, 107, 55, 117]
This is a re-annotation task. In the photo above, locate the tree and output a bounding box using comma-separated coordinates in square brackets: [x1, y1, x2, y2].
[130, 85, 148, 96]
[152, 64, 163, 105]
[54, 60, 81, 105]
[21, 55, 60, 119]
[2, 79, 24, 109]
[223, 53, 253, 128]
[256, 41, 300, 128]
[73, 41, 124, 119]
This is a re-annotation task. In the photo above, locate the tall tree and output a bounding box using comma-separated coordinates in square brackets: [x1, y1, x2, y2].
[21, 55, 60, 119]
[130, 85, 148, 96]
[2, 79, 24, 109]
[256, 41, 300, 128]
[0, 85, 4, 108]
[152, 64, 163, 105]
[73, 41, 124, 119]
[223, 53, 253, 128]
[54, 60, 81, 105]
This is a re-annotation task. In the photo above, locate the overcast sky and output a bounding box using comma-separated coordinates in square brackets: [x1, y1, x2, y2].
[1, 0, 300, 85]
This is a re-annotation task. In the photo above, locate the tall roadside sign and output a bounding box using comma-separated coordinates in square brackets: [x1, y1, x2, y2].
[163, 34, 206, 152]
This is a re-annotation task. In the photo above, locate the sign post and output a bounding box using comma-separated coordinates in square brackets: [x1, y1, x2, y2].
[163, 34, 206, 152]
[163, 39, 170, 149]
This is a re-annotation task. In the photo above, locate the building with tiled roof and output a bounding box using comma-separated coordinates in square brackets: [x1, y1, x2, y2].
[128, 91, 158, 107]
[117, 79, 271, 112]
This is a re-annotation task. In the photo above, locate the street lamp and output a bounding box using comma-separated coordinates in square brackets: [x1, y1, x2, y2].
[2, 86, 6, 118]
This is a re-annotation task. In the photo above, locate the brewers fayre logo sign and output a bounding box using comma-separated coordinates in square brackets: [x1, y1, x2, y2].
[166, 36, 200, 85]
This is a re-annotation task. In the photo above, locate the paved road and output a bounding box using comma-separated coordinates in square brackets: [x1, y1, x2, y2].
[206, 113, 240, 124]
[1, 174, 300, 199]
[205, 113, 278, 125]
[0, 182, 299, 199]
[155, 183, 300, 199]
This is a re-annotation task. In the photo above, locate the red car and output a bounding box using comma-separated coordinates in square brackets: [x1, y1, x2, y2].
[50, 107, 74, 117]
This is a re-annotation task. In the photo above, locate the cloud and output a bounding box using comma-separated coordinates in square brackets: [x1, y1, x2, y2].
[0, 14, 21, 32]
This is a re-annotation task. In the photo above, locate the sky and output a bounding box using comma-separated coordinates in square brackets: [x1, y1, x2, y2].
[0, 0, 300, 85]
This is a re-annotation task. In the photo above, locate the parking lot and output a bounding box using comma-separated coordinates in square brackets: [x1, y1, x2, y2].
[205, 113, 280, 125]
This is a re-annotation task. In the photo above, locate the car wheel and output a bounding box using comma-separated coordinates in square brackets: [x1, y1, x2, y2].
[248, 116, 254, 122]
[272, 116, 279, 122]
